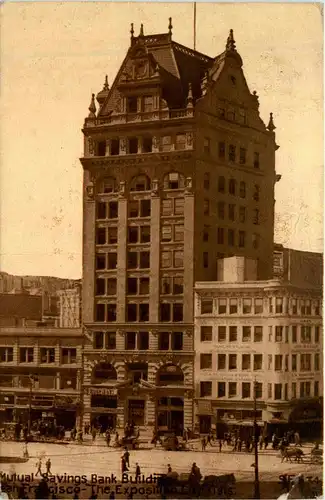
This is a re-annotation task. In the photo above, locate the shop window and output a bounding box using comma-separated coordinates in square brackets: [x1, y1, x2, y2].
[108, 201, 118, 219]
[200, 353, 212, 369]
[200, 381, 212, 397]
[239, 231, 245, 248]
[254, 299, 263, 314]
[229, 179, 236, 195]
[218, 354, 226, 370]
[218, 326, 226, 342]
[96, 254, 106, 270]
[0, 347, 13, 363]
[229, 326, 237, 342]
[218, 382, 226, 397]
[107, 227, 117, 244]
[40, 348, 55, 364]
[217, 227, 224, 244]
[242, 326, 251, 342]
[107, 253, 117, 269]
[229, 354, 237, 370]
[110, 139, 120, 156]
[239, 181, 246, 198]
[107, 304, 117, 322]
[229, 382, 237, 397]
[95, 303, 105, 322]
[61, 348, 77, 364]
[243, 298, 252, 314]
[201, 299, 213, 314]
[127, 96, 138, 113]
[254, 326, 263, 342]
[242, 354, 250, 370]
[201, 326, 212, 342]
[254, 354, 262, 371]
[142, 137, 152, 153]
[242, 382, 251, 398]
[96, 278, 105, 296]
[239, 148, 246, 164]
[96, 228, 106, 245]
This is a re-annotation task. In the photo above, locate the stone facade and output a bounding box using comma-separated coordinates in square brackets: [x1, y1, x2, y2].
[80, 25, 279, 433]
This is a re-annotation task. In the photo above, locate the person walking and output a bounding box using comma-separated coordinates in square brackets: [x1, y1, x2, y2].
[123, 448, 130, 468]
[135, 463, 141, 481]
[219, 438, 222, 453]
[91, 427, 97, 442]
[106, 431, 111, 447]
[121, 456, 128, 474]
[45, 458, 52, 475]
[201, 436, 206, 451]
[35, 457, 43, 476]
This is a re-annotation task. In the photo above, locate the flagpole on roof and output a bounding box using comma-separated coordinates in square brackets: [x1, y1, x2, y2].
[193, 2, 197, 51]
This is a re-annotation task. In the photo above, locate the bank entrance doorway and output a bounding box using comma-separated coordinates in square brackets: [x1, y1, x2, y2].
[128, 399, 145, 426]
[157, 397, 184, 436]
[91, 414, 116, 431]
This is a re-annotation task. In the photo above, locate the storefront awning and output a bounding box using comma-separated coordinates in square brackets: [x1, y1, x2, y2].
[197, 400, 213, 416]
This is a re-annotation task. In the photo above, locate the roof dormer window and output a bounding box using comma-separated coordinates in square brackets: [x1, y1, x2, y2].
[127, 96, 138, 113]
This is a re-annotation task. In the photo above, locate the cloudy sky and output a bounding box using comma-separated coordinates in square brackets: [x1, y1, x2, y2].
[1, 2, 323, 278]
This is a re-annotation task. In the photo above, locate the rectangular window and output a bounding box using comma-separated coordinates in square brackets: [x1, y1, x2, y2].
[139, 303, 149, 322]
[110, 139, 120, 156]
[228, 204, 235, 221]
[301, 326, 311, 343]
[203, 252, 209, 268]
[40, 348, 55, 364]
[275, 326, 283, 342]
[314, 381, 319, 397]
[96, 254, 106, 270]
[174, 198, 184, 215]
[242, 382, 251, 399]
[108, 201, 118, 219]
[173, 303, 183, 322]
[204, 137, 210, 154]
[161, 226, 172, 242]
[128, 201, 139, 218]
[160, 304, 171, 322]
[268, 326, 273, 341]
[138, 331, 149, 350]
[129, 137, 139, 154]
[162, 136, 172, 152]
[252, 233, 260, 249]
[161, 251, 172, 268]
[255, 382, 263, 399]
[173, 277, 183, 295]
[315, 353, 320, 371]
[292, 354, 297, 371]
[242, 326, 251, 342]
[204, 172, 210, 190]
[200, 326, 212, 342]
[96, 227, 106, 245]
[275, 354, 283, 371]
[242, 354, 250, 370]
[139, 251, 150, 269]
[97, 201, 107, 219]
[174, 225, 184, 242]
[217, 227, 224, 245]
[274, 384, 282, 400]
[292, 325, 297, 343]
[254, 152, 260, 169]
[142, 136, 153, 153]
[268, 383, 272, 399]
[218, 326, 226, 342]
[275, 298, 283, 313]
[203, 225, 209, 242]
[228, 144, 236, 162]
[218, 176, 225, 193]
[139, 277, 149, 295]
[218, 141, 225, 159]
[229, 382, 237, 397]
[140, 199, 151, 217]
[291, 299, 297, 314]
[254, 354, 262, 371]
[161, 277, 172, 295]
[158, 332, 170, 350]
[239, 148, 246, 164]
[218, 298, 227, 314]
[300, 299, 306, 315]
[61, 348, 77, 364]
[171, 331, 183, 350]
[315, 326, 320, 343]
[229, 354, 237, 370]
[200, 381, 212, 397]
[239, 181, 246, 198]
[162, 199, 172, 216]
[175, 134, 186, 150]
[201, 299, 213, 314]
[218, 382, 226, 397]
[268, 354, 272, 370]
[96, 278, 105, 296]
[229, 326, 237, 342]
[254, 299, 263, 314]
[218, 202, 225, 220]
[0, 347, 13, 362]
[125, 332, 136, 350]
[238, 231, 245, 248]
[93, 331, 104, 349]
[96, 303, 105, 322]
[239, 206, 246, 223]
[127, 96, 138, 113]
[140, 226, 150, 243]
[229, 299, 238, 314]
[253, 209, 260, 225]
[243, 298, 252, 314]
[143, 95, 153, 112]
[314, 300, 320, 316]
[174, 251, 183, 268]
[200, 353, 212, 370]
[106, 332, 116, 350]
[253, 184, 260, 201]
[292, 383, 297, 399]
[218, 354, 226, 370]
[127, 252, 137, 269]
[204, 199, 210, 215]
[107, 278, 117, 296]
[254, 326, 263, 342]
[107, 227, 118, 244]
[107, 304, 117, 322]
[228, 229, 235, 246]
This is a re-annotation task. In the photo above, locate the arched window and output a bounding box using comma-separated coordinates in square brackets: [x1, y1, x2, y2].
[218, 176, 225, 193]
[157, 364, 184, 386]
[98, 177, 117, 194]
[130, 174, 151, 192]
[92, 362, 117, 384]
[229, 179, 236, 195]
[163, 172, 185, 190]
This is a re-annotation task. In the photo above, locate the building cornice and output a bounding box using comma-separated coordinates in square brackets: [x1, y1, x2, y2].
[80, 150, 193, 170]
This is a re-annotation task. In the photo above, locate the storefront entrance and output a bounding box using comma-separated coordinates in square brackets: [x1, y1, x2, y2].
[157, 397, 184, 436]
[199, 415, 211, 434]
[91, 414, 116, 431]
[128, 399, 145, 426]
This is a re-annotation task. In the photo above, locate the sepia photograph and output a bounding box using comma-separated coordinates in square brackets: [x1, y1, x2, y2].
[0, 2, 323, 498]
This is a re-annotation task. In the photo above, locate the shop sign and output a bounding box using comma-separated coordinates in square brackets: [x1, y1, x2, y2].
[90, 388, 117, 396]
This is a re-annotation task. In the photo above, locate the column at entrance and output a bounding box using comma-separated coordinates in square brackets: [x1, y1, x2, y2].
[82, 391, 91, 427]
[146, 394, 156, 429]
[183, 393, 193, 431]
[116, 394, 125, 431]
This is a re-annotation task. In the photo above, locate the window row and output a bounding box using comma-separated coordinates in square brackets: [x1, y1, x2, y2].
[128, 226, 151, 244]
[269, 381, 319, 401]
[92, 331, 184, 351]
[200, 353, 263, 371]
[0, 374, 78, 391]
[215, 228, 252, 249]
[95, 134, 191, 157]
[209, 206, 260, 225]
[161, 224, 184, 242]
[0, 347, 77, 364]
[200, 381, 262, 398]
[270, 325, 321, 344]
[269, 297, 321, 316]
[200, 325, 263, 343]
[216, 141, 260, 169]
[217, 177, 247, 198]
[161, 250, 184, 269]
[269, 353, 321, 372]
[96, 175, 187, 195]
[96, 201, 119, 220]
[95, 274, 184, 297]
[95, 302, 184, 323]
[200, 297, 264, 315]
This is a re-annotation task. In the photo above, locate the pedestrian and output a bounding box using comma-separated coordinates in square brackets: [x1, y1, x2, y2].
[272, 433, 277, 450]
[207, 433, 212, 446]
[121, 456, 128, 474]
[233, 437, 238, 452]
[294, 431, 301, 447]
[167, 464, 172, 474]
[35, 457, 42, 476]
[123, 448, 130, 467]
[201, 436, 206, 451]
[264, 435, 269, 449]
[219, 438, 222, 452]
[35, 476, 50, 499]
[238, 439, 242, 452]
[109, 492, 115, 499]
[45, 458, 52, 475]
[135, 462, 141, 480]
[23, 443, 29, 459]
[106, 431, 111, 447]
[91, 427, 97, 442]
[259, 434, 263, 450]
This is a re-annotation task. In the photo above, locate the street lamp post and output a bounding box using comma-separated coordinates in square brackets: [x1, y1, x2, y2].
[27, 375, 38, 436]
[253, 380, 260, 499]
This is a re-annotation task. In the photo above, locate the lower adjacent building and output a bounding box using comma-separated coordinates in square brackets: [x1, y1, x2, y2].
[194, 256, 323, 438]
[0, 327, 83, 429]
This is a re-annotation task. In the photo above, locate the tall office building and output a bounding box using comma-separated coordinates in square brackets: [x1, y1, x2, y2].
[80, 23, 279, 433]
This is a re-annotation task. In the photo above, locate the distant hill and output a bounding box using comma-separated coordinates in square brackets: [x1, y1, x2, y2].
[0, 271, 81, 294]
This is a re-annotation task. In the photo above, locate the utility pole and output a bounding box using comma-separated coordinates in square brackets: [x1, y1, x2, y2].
[193, 2, 197, 51]
[28, 375, 38, 436]
[253, 380, 260, 499]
